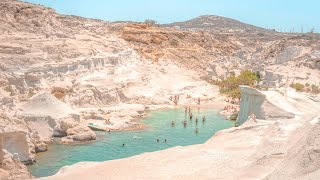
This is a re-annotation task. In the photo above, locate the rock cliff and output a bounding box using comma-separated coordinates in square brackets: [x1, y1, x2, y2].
[0, 0, 319, 179]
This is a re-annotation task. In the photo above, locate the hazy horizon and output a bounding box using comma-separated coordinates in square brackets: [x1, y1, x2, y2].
[21, 0, 320, 33]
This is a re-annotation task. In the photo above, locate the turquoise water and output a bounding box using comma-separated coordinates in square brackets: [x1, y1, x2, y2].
[28, 108, 234, 177]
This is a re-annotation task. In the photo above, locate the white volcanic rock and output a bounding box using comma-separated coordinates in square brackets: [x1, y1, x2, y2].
[42, 87, 320, 180]
[0, 0, 319, 178]
[19, 92, 79, 119]
[18, 92, 80, 142]
[60, 125, 96, 144]
[236, 86, 296, 125]
[0, 126, 35, 164]
[0, 149, 32, 180]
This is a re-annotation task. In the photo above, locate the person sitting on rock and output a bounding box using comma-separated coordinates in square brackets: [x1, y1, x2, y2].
[249, 112, 257, 123]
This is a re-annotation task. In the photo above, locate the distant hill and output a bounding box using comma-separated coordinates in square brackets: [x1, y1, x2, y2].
[164, 15, 272, 33]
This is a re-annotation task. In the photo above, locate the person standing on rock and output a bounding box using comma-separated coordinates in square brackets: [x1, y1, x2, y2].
[197, 98, 201, 105]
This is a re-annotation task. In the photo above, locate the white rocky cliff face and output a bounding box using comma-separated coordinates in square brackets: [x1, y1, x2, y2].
[0, 0, 319, 179]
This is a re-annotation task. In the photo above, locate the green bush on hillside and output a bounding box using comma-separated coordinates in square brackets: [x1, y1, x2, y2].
[214, 70, 259, 99]
[290, 83, 305, 92]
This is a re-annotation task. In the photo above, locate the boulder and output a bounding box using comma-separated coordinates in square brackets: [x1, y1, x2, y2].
[35, 142, 48, 153]
[19, 92, 80, 142]
[0, 149, 32, 180]
[66, 125, 96, 141]
[60, 125, 96, 144]
[0, 127, 35, 165]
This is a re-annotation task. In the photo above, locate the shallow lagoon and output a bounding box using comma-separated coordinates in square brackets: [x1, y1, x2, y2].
[29, 108, 234, 177]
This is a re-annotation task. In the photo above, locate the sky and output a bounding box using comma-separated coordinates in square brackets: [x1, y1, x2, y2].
[23, 0, 320, 33]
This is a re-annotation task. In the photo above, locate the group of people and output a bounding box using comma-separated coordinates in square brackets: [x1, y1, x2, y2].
[169, 95, 180, 105]
[157, 139, 167, 143]
[170, 95, 202, 106]
[225, 98, 237, 104]
[224, 105, 238, 113]
[184, 107, 206, 133]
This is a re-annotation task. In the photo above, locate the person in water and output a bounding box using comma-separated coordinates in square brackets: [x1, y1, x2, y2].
[189, 112, 193, 120]
[195, 127, 199, 134]
[165, 139, 167, 143]
[171, 121, 175, 127]
[195, 118, 198, 125]
[122, 143, 125, 147]
[202, 116, 206, 122]
[183, 120, 187, 128]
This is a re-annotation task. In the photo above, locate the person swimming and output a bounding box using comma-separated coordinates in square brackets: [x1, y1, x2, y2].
[165, 139, 167, 143]
[157, 139, 159, 143]
[202, 116, 206, 122]
[183, 120, 187, 128]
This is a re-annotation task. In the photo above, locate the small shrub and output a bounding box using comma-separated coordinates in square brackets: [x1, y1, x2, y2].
[28, 89, 35, 97]
[144, 19, 157, 26]
[290, 83, 305, 92]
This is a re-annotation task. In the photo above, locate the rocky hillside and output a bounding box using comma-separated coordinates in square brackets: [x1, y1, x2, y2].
[164, 15, 272, 34]
[0, 0, 320, 178]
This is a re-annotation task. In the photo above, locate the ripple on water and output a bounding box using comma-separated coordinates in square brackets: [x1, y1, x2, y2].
[28, 108, 234, 177]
